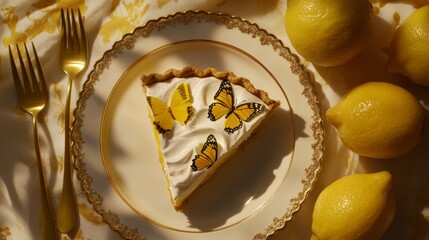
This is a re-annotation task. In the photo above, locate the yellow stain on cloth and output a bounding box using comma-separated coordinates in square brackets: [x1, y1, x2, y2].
[110, 0, 121, 11]
[50, 154, 63, 173]
[52, 83, 66, 133]
[158, 0, 179, 8]
[1, 0, 87, 46]
[0, 227, 11, 240]
[1, 7, 27, 46]
[78, 203, 104, 225]
[99, 0, 150, 43]
[32, 0, 56, 9]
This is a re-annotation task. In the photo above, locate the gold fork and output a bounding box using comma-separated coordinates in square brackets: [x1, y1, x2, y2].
[57, 8, 88, 234]
[9, 43, 58, 240]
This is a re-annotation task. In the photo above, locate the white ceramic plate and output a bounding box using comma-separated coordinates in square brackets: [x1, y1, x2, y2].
[72, 11, 324, 240]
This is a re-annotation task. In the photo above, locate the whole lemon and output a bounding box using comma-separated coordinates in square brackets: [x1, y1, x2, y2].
[284, 0, 374, 66]
[386, 6, 429, 86]
[326, 82, 425, 158]
[311, 171, 395, 240]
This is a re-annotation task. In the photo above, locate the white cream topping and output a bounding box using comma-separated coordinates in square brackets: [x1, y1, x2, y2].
[144, 76, 269, 203]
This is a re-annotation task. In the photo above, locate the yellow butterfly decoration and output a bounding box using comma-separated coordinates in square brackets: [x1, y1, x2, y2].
[147, 82, 194, 134]
[208, 80, 265, 134]
[191, 134, 218, 171]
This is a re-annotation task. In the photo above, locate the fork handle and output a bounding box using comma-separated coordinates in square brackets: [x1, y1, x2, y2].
[58, 77, 77, 233]
[32, 115, 58, 240]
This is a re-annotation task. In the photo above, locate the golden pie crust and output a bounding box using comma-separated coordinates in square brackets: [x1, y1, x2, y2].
[141, 66, 280, 110]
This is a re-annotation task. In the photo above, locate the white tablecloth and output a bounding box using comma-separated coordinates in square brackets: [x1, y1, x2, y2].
[1, 0, 428, 239]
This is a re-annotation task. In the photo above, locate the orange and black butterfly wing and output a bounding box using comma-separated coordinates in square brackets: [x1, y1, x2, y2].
[191, 134, 218, 171]
[224, 102, 265, 134]
[234, 102, 265, 122]
[224, 112, 242, 134]
[208, 80, 234, 121]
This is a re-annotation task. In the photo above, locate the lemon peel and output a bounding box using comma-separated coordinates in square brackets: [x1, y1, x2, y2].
[386, 6, 429, 86]
[326, 82, 425, 158]
[285, 0, 374, 66]
[311, 171, 395, 240]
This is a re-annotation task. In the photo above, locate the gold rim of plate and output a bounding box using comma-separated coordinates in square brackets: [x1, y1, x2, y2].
[71, 10, 325, 240]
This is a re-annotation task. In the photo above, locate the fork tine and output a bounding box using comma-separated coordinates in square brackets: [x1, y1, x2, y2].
[60, 9, 67, 52]
[77, 9, 87, 53]
[16, 44, 31, 93]
[31, 42, 47, 94]
[24, 42, 40, 92]
[66, 9, 72, 50]
[70, 9, 80, 51]
[9, 45, 24, 96]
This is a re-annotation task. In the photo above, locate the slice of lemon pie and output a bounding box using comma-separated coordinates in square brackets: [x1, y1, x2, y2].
[142, 67, 279, 210]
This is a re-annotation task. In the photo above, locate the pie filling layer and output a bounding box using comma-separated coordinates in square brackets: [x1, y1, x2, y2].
[142, 67, 279, 210]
